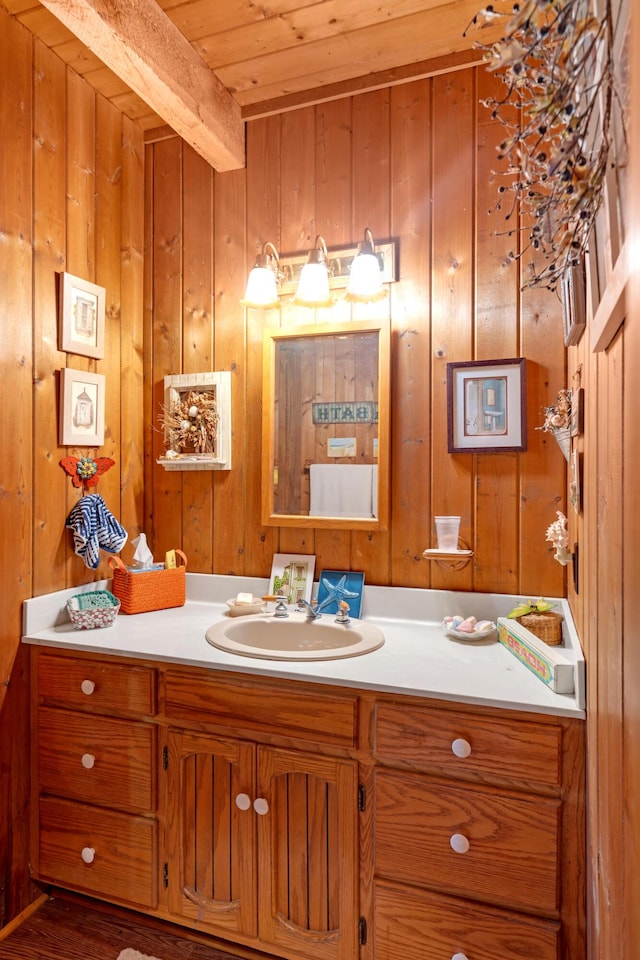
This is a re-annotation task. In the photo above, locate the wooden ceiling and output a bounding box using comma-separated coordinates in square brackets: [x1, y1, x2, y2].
[0, 0, 505, 170]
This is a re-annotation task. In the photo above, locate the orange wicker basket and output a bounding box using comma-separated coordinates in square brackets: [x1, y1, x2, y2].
[108, 551, 187, 614]
[516, 610, 563, 646]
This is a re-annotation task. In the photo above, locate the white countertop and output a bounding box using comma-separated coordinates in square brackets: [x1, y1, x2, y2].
[22, 573, 585, 719]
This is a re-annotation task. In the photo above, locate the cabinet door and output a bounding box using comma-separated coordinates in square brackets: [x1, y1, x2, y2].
[257, 747, 358, 960]
[165, 729, 257, 937]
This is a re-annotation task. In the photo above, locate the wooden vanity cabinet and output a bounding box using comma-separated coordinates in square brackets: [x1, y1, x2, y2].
[31, 650, 158, 910]
[30, 648, 585, 960]
[161, 668, 359, 960]
[369, 698, 586, 960]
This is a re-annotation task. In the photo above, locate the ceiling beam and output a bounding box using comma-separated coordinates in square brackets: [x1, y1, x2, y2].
[37, 0, 245, 171]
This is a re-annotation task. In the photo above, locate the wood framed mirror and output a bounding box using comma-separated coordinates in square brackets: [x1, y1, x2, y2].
[262, 320, 390, 530]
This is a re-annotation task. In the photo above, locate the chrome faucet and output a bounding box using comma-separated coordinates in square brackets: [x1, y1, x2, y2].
[296, 598, 322, 621]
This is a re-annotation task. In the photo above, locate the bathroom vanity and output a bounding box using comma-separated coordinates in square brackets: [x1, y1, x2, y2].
[23, 576, 586, 960]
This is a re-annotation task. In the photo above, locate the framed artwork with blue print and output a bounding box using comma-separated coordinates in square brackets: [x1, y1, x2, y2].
[316, 570, 365, 619]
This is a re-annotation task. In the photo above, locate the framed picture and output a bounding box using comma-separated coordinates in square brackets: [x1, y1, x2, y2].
[59, 368, 106, 447]
[561, 261, 587, 347]
[59, 271, 106, 359]
[570, 386, 584, 437]
[269, 553, 315, 604]
[570, 449, 582, 514]
[447, 358, 527, 453]
[316, 570, 365, 619]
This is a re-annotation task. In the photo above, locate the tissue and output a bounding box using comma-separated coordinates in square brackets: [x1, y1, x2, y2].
[130, 533, 157, 570]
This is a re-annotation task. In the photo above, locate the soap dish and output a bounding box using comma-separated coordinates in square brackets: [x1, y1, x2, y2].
[226, 597, 266, 617]
[442, 617, 497, 642]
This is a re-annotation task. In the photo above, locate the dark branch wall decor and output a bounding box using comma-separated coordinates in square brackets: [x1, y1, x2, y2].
[467, 0, 626, 291]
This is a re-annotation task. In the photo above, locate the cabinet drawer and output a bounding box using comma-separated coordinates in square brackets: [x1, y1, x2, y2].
[375, 769, 560, 914]
[164, 671, 358, 746]
[37, 707, 156, 812]
[374, 879, 560, 960]
[38, 796, 157, 908]
[37, 652, 156, 716]
[374, 701, 562, 788]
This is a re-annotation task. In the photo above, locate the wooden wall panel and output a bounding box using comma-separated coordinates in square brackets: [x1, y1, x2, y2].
[120, 115, 145, 557]
[388, 81, 431, 589]
[212, 166, 246, 574]
[350, 89, 391, 585]
[181, 145, 214, 571]
[244, 115, 281, 576]
[32, 41, 68, 597]
[0, 6, 145, 925]
[144, 70, 567, 598]
[429, 71, 475, 592]
[0, 9, 35, 924]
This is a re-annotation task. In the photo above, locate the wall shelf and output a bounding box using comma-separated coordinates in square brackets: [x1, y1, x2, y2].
[422, 540, 474, 570]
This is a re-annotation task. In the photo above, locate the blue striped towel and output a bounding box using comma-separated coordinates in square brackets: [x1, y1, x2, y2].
[66, 494, 128, 569]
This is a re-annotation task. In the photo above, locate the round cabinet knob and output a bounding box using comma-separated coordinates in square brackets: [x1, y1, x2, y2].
[81, 846, 95, 864]
[253, 797, 269, 816]
[450, 833, 470, 854]
[81, 753, 95, 769]
[452, 954, 469, 960]
[80, 679, 95, 696]
[235, 793, 251, 811]
[451, 738, 471, 759]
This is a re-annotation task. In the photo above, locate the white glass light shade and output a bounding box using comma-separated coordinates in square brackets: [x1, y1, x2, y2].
[345, 228, 387, 303]
[345, 252, 386, 303]
[294, 261, 333, 307]
[241, 264, 280, 309]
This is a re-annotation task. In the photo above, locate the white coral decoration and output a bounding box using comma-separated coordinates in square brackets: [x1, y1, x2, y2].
[546, 511, 571, 566]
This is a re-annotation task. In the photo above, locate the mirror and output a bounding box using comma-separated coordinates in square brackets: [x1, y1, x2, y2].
[262, 320, 390, 530]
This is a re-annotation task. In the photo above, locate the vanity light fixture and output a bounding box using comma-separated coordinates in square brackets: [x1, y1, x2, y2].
[293, 235, 333, 308]
[241, 241, 281, 310]
[345, 227, 387, 303]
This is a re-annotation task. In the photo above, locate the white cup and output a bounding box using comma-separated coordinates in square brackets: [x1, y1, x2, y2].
[435, 516, 461, 551]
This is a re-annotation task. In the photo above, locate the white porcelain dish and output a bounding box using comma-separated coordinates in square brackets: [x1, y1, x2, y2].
[226, 597, 266, 617]
[442, 620, 497, 642]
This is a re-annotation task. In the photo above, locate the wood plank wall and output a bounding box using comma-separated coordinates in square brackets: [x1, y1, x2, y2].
[144, 70, 567, 599]
[0, 5, 145, 925]
[570, 2, 639, 957]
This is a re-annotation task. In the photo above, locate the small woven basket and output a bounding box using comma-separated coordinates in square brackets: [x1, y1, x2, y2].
[67, 590, 120, 630]
[517, 610, 564, 646]
[108, 551, 187, 614]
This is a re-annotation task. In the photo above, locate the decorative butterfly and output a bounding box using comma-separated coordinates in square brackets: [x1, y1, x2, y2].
[59, 456, 115, 488]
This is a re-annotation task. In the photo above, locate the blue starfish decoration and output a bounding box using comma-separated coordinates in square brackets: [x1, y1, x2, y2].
[315, 575, 360, 614]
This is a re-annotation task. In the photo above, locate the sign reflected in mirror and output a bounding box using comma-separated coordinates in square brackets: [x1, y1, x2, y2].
[262, 321, 390, 530]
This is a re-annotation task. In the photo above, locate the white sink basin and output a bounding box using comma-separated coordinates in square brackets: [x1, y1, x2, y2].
[205, 612, 385, 661]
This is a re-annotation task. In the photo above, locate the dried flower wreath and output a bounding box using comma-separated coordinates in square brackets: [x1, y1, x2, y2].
[467, 0, 625, 291]
[159, 389, 219, 455]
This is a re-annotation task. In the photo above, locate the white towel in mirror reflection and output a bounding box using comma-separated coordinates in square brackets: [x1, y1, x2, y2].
[309, 464, 378, 518]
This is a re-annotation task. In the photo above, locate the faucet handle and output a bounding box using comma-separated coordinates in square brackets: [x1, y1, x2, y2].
[335, 601, 351, 624]
[263, 595, 289, 617]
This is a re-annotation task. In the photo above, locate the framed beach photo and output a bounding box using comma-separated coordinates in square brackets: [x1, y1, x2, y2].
[447, 358, 527, 454]
[269, 553, 316, 604]
[59, 271, 106, 359]
[59, 368, 105, 447]
[316, 570, 365, 619]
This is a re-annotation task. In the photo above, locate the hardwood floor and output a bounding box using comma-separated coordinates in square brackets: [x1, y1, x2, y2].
[0, 894, 273, 960]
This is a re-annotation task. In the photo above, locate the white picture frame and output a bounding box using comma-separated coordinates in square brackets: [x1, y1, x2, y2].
[59, 271, 106, 359]
[60, 368, 105, 447]
[269, 553, 316, 604]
